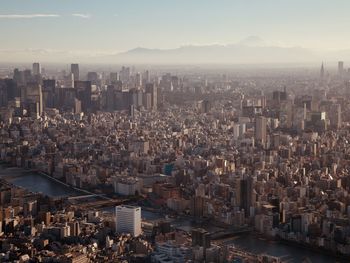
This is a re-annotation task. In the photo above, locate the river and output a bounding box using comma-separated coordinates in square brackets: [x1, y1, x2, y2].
[0, 164, 346, 262]
[228, 235, 340, 263]
[0, 164, 81, 197]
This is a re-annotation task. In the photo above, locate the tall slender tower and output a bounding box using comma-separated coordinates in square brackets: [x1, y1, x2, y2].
[320, 62, 325, 79]
[255, 116, 267, 147]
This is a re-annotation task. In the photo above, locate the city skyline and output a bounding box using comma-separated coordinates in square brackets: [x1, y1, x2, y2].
[2, 0, 350, 63]
[2, 2, 350, 262]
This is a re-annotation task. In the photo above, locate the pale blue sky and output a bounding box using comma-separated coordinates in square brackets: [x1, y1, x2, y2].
[1, 0, 350, 62]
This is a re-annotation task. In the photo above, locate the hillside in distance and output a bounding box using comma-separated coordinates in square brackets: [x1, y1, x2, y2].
[110, 36, 319, 64]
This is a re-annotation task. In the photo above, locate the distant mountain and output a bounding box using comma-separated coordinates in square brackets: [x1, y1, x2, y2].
[6, 36, 350, 65]
[107, 37, 319, 64]
[237, 35, 267, 47]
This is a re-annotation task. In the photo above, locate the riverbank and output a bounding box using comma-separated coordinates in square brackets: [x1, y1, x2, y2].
[0, 161, 346, 262]
[277, 237, 350, 262]
[0, 163, 82, 197]
[225, 234, 339, 263]
[0, 160, 108, 198]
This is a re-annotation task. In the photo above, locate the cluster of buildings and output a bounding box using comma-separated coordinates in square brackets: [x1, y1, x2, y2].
[0, 62, 350, 261]
[0, 178, 155, 262]
[0, 63, 158, 119]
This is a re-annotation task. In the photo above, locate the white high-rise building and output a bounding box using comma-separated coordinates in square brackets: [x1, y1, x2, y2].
[115, 205, 142, 236]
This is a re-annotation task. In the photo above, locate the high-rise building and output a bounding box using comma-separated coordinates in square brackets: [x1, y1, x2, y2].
[329, 104, 342, 129]
[144, 70, 150, 83]
[120, 66, 130, 83]
[87, 72, 99, 85]
[32, 63, 41, 76]
[135, 72, 142, 87]
[42, 79, 56, 109]
[338, 61, 344, 75]
[255, 116, 267, 146]
[145, 83, 157, 110]
[71, 64, 80, 81]
[22, 83, 43, 117]
[74, 80, 92, 112]
[110, 72, 119, 84]
[115, 205, 141, 236]
[240, 176, 253, 217]
[320, 62, 324, 79]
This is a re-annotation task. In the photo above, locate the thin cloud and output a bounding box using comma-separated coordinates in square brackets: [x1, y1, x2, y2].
[0, 14, 60, 19]
[72, 13, 91, 19]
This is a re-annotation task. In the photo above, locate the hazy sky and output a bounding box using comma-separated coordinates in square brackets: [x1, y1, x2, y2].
[1, 0, 350, 62]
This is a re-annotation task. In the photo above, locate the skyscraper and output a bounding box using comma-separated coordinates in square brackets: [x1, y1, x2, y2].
[71, 64, 80, 81]
[144, 70, 150, 83]
[320, 62, 325, 79]
[255, 116, 267, 146]
[32, 63, 41, 76]
[145, 83, 157, 110]
[115, 205, 141, 236]
[338, 61, 344, 76]
[42, 79, 56, 108]
[22, 83, 43, 118]
[135, 72, 142, 87]
[240, 176, 253, 217]
[87, 72, 99, 85]
[74, 80, 92, 112]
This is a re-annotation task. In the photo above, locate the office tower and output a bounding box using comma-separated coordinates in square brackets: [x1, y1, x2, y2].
[0, 81, 9, 107]
[110, 72, 119, 83]
[338, 61, 344, 75]
[240, 176, 253, 217]
[329, 104, 342, 129]
[115, 205, 141, 236]
[22, 83, 43, 117]
[130, 89, 138, 107]
[135, 72, 142, 87]
[74, 81, 92, 112]
[71, 64, 80, 81]
[58, 87, 76, 111]
[143, 92, 152, 110]
[255, 116, 267, 146]
[87, 72, 99, 85]
[120, 66, 130, 83]
[145, 83, 157, 110]
[23, 70, 32, 83]
[320, 62, 324, 79]
[144, 70, 150, 83]
[106, 85, 116, 111]
[272, 88, 287, 103]
[42, 79, 56, 108]
[32, 63, 41, 76]
[0, 79, 18, 107]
